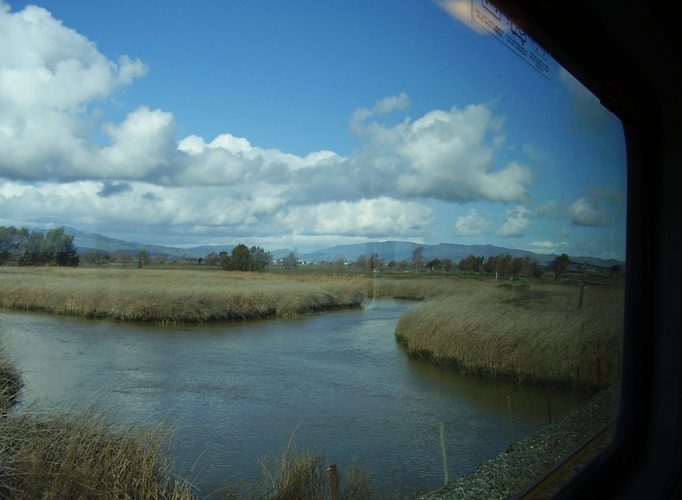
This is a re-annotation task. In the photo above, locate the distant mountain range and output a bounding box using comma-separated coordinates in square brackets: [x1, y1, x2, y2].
[64, 226, 624, 268]
[63, 227, 199, 258]
[300, 241, 623, 267]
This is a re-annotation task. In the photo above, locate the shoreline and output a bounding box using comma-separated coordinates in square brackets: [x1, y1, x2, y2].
[0, 300, 365, 325]
[395, 339, 610, 392]
[394, 285, 623, 391]
[420, 384, 620, 499]
[0, 267, 366, 324]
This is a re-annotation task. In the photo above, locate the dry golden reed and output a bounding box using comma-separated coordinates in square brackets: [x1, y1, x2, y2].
[0, 348, 23, 414]
[0, 408, 194, 499]
[3, 347, 374, 500]
[0, 267, 364, 323]
[243, 437, 381, 500]
[367, 276, 489, 300]
[395, 281, 623, 390]
[1, 349, 192, 498]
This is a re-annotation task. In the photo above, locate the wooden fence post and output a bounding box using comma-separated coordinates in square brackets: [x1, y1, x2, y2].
[578, 280, 585, 308]
[439, 422, 449, 485]
[327, 464, 340, 500]
[507, 395, 515, 446]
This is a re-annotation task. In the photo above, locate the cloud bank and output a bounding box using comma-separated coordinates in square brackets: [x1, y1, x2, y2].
[0, 2, 623, 256]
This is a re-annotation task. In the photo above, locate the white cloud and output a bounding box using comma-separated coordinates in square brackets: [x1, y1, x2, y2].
[497, 205, 534, 237]
[0, 2, 543, 246]
[353, 102, 532, 203]
[276, 197, 434, 237]
[0, 3, 150, 180]
[528, 240, 569, 253]
[0, 5, 146, 110]
[176, 132, 347, 187]
[0, 7, 532, 208]
[373, 92, 411, 115]
[349, 92, 410, 131]
[0, 0, 630, 263]
[569, 197, 610, 226]
[453, 209, 492, 237]
[0, 179, 278, 229]
[0, 178, 433, 243]
[99, 107, 177, 178]
[176, 135, 206, 156]
[189, 233, 380, 253]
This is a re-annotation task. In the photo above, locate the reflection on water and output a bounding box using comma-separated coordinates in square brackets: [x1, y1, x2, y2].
[0, 300, 591, 495]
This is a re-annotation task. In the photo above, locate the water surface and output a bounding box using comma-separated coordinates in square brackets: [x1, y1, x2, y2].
[0, 299, 590, 496]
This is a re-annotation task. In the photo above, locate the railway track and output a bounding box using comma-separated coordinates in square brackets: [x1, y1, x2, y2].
[517, 419, 617, 499]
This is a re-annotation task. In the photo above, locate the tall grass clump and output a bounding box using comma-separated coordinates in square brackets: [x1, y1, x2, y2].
[217, 436, 381, 500]
[251, 436, 375, 500]
[0, 348, 23, 414]
[395, 282, 623, 390]
[2, 345, 192, 497]
[0, 407, 194, 499]
[0, 267, 365, 323]
[1, 344, 393, 499]
[259, 445, 327, 500]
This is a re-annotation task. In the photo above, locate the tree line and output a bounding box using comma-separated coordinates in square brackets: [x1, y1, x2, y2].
[203, 244, 271, 272]
[457, 253, 545, 279]
[343, 249, 590, 281]
[0, 226, 79, 266]
[347, 251, 544, 278]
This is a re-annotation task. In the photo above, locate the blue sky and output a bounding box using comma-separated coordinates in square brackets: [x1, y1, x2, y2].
[0, 0, 627, 259]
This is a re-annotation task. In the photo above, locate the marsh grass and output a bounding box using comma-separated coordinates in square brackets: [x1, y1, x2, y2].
[0, 408, 195, 498]
[1, 346, 391, 500]
[0, 351, 193, 498]
[395, 281, 623, 390]
[366, 276, 482, 301]
[0, 267, 365, 323]
[243, 439, 398, 500]
[0, 348, 23, 414]
[259, 445, 327, 500]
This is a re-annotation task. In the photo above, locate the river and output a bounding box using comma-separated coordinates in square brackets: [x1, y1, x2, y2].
[0, 299, 590, 496]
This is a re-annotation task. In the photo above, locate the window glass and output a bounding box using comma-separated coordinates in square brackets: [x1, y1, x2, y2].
[0, 0, 625, 497]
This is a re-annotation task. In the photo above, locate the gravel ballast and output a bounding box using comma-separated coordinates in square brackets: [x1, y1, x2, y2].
[420, 384, 620, 500]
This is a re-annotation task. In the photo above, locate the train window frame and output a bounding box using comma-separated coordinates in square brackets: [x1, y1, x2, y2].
[2, 1, 678, 498]
[492, 2, 682, 498]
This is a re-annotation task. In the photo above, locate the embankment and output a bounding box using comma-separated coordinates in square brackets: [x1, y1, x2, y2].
[1, 347, 379, 499]
[421, 384, 620, 500]
[0, 347, 23, 414]
[395, 282, 623, 390]
[0, 267, 365, 323]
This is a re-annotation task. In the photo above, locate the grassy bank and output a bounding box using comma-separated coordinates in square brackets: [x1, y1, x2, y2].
[1, 347, 405, 499]
[395, 281, 623, 390]
[0, 413, 390, 500]
[0, 347, 23, 414]
[0, 409, 194, 499]
[421, 385, 620, 499]
[0, 267, 365, 323]
[220, 441, 390, 500]
[1, 349, 192, 498]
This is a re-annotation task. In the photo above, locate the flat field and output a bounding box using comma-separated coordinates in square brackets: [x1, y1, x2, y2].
[0, 266, 624, 388]
[0, 267, 365, 323]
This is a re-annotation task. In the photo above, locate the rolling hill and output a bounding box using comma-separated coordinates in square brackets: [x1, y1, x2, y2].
[63, 227, 623, 268]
